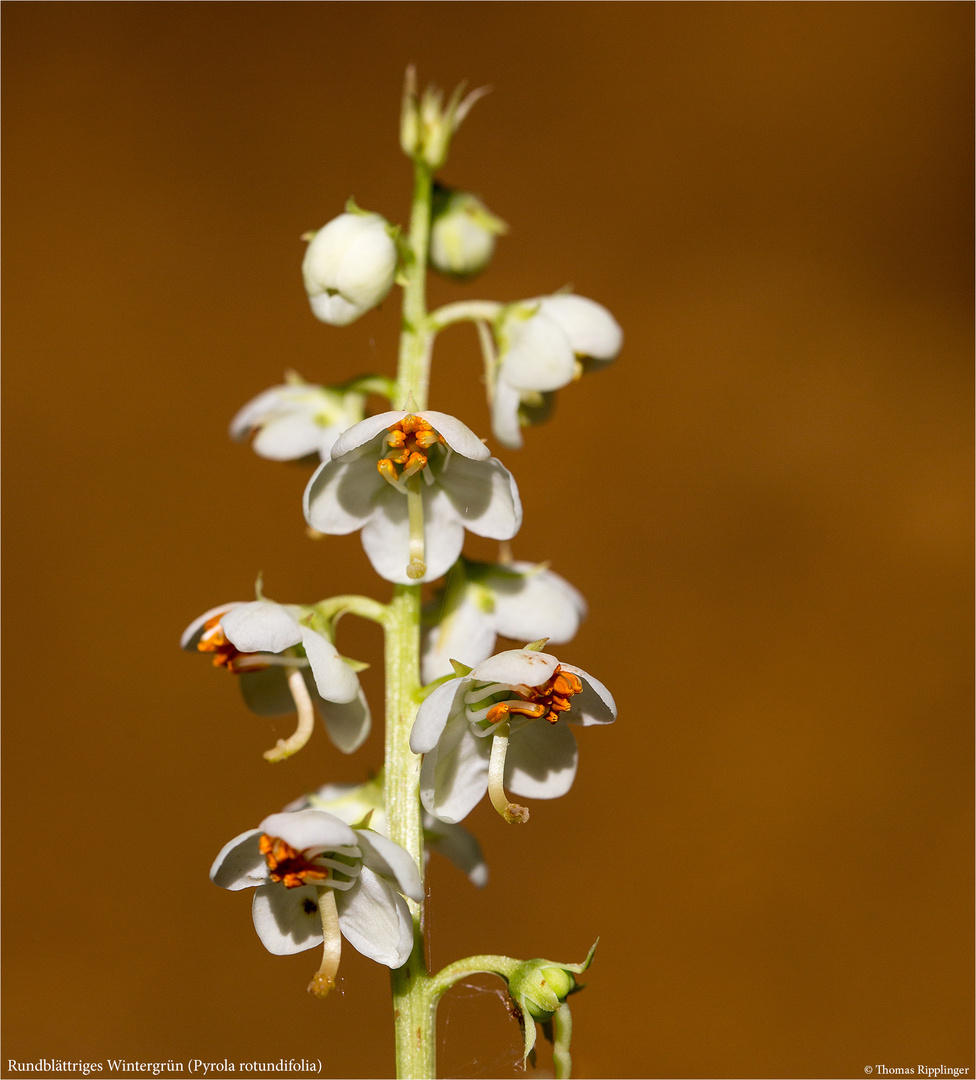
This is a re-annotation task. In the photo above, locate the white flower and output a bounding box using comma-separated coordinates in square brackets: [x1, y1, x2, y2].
[230, 377, 366, 462]
[429, 189, 507, 278]
[492, 294, 622, 447]
[210, 809, 423, 994]
[285, 778, 487, 887]
[422, 558, 587, 683]
[181, 599, 370, 759]
[304, 411, 522, 585]
[302, 211, 398, 326]
[410, 648, 615, 825]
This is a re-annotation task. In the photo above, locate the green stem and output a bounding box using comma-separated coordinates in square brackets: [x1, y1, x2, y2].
[387, 153, 437, 1079]
[385, 584, 433, 1079]
[427, 299, 502, 332]
[428, 954, 519, 999]
[395, 160, 435, 411]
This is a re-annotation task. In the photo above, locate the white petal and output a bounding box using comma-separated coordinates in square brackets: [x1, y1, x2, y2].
[355, 830, 424, 902]
[304, 455, 383, 534]
[471, 649, 559, 688]
[258, 809, 358, 852]
[537, 294, 623, 361]
[505, 719, 578, 799]
[252, 414, 327, 461]
[410, 679, 466, 754]
[336, 224, 397, 308]
[180, 603, 240, 650]
[300, 628, 358, 703]
[558, 664, 617, 726]
[499, 312, 576, 392]
[229, 386, 291, 439]
[424, 817, 488, 887]
[308, 291, 363, 326]
[488, 563, 587, 645]
[336, 867, 414, 967]
[330, 412, 406, 459]
[210, 829, 267, 891]
[315, 685, 372, 755]
[421, 594, 497, 683]
[490, 379, 524, 449]
[361, 486, 464, 585]
[251, 883, 322, 955]
[419, 714, 491, 824]
[438, 456, 522, 540]
[238, 665, 295, 716]
[417, 412, 490, 460]
[221, 601, 301, 654]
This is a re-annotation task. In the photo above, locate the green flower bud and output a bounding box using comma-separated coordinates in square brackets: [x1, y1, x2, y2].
[508, 959, 578, 1023]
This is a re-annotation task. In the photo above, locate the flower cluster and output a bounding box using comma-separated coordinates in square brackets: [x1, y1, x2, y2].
[184, 69, 621, 1077]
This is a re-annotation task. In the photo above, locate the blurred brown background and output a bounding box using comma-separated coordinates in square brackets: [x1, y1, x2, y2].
[2, 3, 972, 1078]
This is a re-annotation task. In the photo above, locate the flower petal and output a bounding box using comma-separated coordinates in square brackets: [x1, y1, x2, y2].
[238, 665, 295, 716]
[470, 649, 559, 688]
[252, 414, 328, 461]
[423, 817, 488, 887]
[315, 685, 372, 755]
[331, 412, 407, 459]
[421, 592, 497, 683]
[251, 883, 323, 955]
[505, 719, 579, 799]
[221, 601, 301, 654]
[499, 311, 576, 392]
[558, 664, 617, 726]
[439, 456, 522, 540]
[355, 829, 424, 902]
[335, 867, 414, 967]
[488, 563, 587, 645]
[300, 628, 359, 704]
[361, 485, 464, 585]
[490, 379, 524, 449]
[418, 412, 489, 460]
[180, 603, 240, 650]
[258, 809, 358, 852]
[537, 294, 622, 362]
[210, 829, 267, 891]
[304, 455, 383, 534]
[410, 679, 466, 754]
[419, 713, 491, 824]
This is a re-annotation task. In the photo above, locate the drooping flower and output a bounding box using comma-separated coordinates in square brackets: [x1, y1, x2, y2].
[181, 599, 370, 760]
[302, 209, 398, 326]
[304, 411, 522, 585]
[210, 809, 423, 996]
[410, 648, 615, 825]
[491, 294, 622, 447]
[422, 557, 587, 683]
[284, 776, 487, 887]
[229, 375, 368, 463]
[429, 187, 507, 278]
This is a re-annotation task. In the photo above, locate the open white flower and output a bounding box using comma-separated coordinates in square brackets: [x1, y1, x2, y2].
[492, 294, 622, 447]
[211, 809, 423, 996]
[230, 378, 367, 463]
[181, 599, 370, 760]
[422, 558, 587, 683]
[304, 411, 522, 584]
[285, 777, 487, 887]
[302, 211, 398, 326]
[410, 648, 615, 825]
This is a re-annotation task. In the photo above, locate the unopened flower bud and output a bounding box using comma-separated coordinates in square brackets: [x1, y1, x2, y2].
[508, 959, 578, 1022]
[302, 210, 398, 326]
[429, 189, 507, 278]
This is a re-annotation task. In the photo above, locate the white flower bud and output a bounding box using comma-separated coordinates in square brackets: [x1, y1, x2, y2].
[429, 190, 507, 278]
[301, 211, 398, 326]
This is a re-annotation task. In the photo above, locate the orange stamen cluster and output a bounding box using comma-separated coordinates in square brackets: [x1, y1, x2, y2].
[259, 834, 330, 890]
[377, 415, 445, 487]
[486, 666, 584, 725]
[196, 615, 265, 674]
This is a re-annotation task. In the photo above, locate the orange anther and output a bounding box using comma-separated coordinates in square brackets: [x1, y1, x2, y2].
[486, 702, 511, 724]
[259, 834, 331, 890]
[377, 458, 399, 484]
